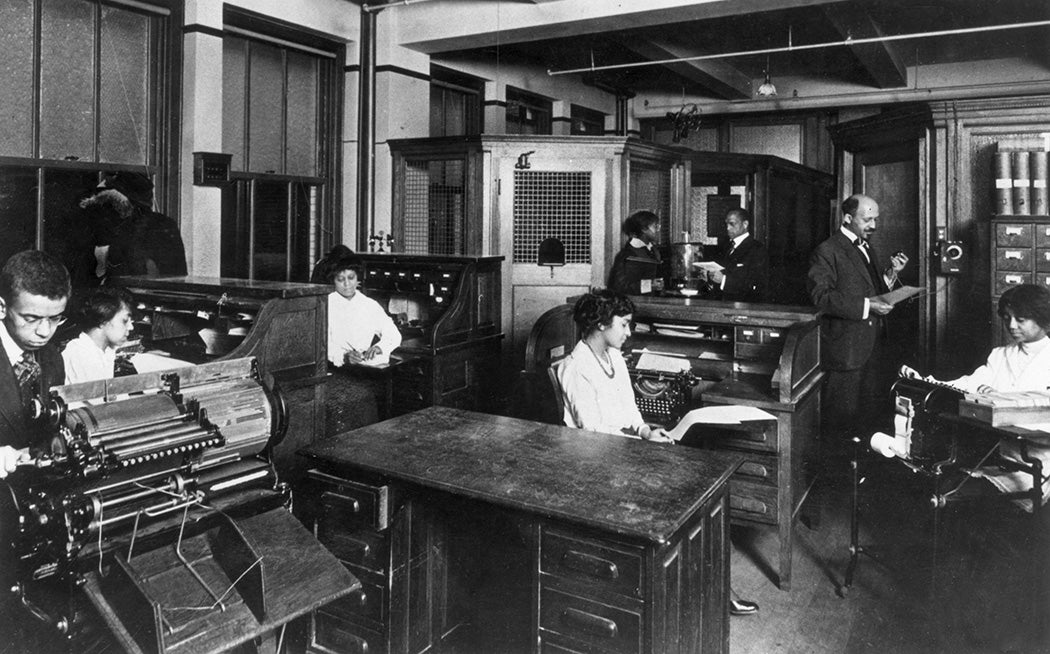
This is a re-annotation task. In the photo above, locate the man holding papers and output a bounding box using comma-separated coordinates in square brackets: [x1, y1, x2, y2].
[709, 208, 769, 302]
[807, 194, 910, 449]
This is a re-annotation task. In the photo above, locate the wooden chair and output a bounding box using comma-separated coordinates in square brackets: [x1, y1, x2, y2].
[521, 304, 577, 424]
[547, 357, 566, 424]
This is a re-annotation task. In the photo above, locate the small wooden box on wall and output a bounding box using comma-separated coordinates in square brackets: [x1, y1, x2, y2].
[193, 151, 233, 186]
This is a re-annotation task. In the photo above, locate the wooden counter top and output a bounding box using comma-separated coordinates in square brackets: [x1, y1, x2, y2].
[300, 406, 742, 544]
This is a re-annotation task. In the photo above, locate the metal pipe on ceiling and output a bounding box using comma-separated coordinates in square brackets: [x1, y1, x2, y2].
[362, 0, 440, 13]
[547, 19, 1050, 77]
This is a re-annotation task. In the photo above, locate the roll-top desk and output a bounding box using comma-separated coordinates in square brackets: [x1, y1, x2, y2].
[351, 254, 503, 414]
[299, 407, 742, 654]
[627, 297, 821, 590]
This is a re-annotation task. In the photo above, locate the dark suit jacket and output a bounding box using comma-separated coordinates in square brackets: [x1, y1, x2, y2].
[807, 231, 890, 371]
[608, 244, 661, 295]
[721, 235, 769, 302]
[0, 342, 65, 449]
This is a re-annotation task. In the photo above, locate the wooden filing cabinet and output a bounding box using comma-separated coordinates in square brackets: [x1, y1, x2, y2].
[990, 217, 1050, 342]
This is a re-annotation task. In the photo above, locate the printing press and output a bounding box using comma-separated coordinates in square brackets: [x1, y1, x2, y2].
[0, 356, 357, 654]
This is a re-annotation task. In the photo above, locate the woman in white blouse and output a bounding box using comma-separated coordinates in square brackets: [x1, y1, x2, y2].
[326, 258, 401, 367]
[557, 289, 672, 442]
[902, 283, 1050, 510]
[62, 287, 134, 384]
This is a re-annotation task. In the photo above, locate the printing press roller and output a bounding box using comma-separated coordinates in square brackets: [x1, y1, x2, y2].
[4, 356, 287, 584]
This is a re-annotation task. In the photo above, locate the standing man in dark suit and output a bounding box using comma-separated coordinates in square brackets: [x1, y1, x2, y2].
[709, 208, 769, 303]
[807, 194, 908, 450]
[608, 210, 662, 295]
[0, 251, 70, 478]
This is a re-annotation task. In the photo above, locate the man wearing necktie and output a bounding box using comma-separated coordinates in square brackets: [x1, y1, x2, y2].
[807, 195, 909, 458]
[0, 250, 70, 479]
[709, 208, 770, 302]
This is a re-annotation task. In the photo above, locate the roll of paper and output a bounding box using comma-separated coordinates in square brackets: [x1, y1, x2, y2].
[995, 151, 1013, 215]
[870, 431, 906, 458]
[1012, 151, 1030, 216]
[1031, 151, 1048, 216]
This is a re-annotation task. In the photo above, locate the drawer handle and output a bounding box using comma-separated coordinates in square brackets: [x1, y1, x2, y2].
[1006, 226, 1023, 236]
[1005, 250, 1024, 260]
[322, 491, 361, 514]
[738, 462, 770, 478]
[561, 608, 618, 639]
[1005, 274, 1024, 284]
[345, 536, 372, 559]
[561, 550, 619, 580]
[349, 588, 370, 610]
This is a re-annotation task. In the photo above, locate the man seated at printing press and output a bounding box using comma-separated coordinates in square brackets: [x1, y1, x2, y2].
[557, 288, 760, 616]
[895, 283, 1050, 511]
[0, 251, 70, 479]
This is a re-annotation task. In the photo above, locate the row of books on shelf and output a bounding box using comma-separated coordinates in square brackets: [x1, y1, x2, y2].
[995, 150, 1049, 216]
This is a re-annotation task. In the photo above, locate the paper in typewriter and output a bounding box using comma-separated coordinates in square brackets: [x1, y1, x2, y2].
[635, 349, 691, 373]
[667, 405, 776, 441]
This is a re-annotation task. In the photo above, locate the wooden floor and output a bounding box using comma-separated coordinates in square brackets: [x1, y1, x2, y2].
[729, 461, 1050, 654]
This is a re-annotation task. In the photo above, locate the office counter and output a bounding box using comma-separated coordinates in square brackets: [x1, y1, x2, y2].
[299, 406, 742, 654]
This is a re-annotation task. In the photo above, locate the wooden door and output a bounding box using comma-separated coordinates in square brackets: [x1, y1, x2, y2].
[854, 142, 928, 369]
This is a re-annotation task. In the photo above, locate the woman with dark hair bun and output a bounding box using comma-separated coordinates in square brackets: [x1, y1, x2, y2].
[901, 283, 1050, 510]
[61, 286, 135, 383]
[556, 289, 672, 442]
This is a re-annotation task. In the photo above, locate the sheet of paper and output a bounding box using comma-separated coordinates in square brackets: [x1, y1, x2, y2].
[356, 353, 391, 366]
[667, 405, 776, 441]
[692, 261, 725, 272]
[635, 350, 691, 374]
[873, 285, 924, 306]
[130, 352, 195, 373]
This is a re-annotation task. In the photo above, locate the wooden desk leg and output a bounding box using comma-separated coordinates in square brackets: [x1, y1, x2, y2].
[778, 509, 793, 591]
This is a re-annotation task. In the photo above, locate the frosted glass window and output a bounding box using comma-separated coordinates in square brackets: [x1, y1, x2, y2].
[285, 52, 317, 176]
[99, 5, 149, 165]
[248, 43, 284, 174]
[39, 0, 95, 161]
[0, 0, 35, 157]
[223, 36, 247, 172]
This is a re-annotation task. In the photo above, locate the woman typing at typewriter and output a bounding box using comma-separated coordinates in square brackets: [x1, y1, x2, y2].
[558, 289, 673, 442]
[901, 283, 1050, 509]
[61, 287, 136, 384]
[556, 289, 760, 615]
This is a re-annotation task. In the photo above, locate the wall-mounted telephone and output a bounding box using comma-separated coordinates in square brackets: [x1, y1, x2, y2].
[933, 239, 964, 275]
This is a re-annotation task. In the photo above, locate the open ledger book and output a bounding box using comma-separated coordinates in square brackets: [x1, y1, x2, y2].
[666, 405, 777, 441]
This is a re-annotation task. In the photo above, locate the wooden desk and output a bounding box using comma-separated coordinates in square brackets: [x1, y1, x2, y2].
[299, 406, 742, 654]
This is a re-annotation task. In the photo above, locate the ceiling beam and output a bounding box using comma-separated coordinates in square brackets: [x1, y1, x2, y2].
[824, 6, 907, 88]
[621, 37, 752, 100]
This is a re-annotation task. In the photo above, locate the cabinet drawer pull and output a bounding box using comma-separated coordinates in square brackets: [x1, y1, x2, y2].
[322, 491, 360, 514]
[1005, 250, 1024, 260]
[561, 608, 618, 639]
[1006, 226, 1024, 236]
[1005, 274, 1024, 284]
[345, 536, 371, 559]
[561, 550, 619, 580]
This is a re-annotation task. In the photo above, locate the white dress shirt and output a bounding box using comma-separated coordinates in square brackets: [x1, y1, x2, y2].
[327, 291, 402, 367]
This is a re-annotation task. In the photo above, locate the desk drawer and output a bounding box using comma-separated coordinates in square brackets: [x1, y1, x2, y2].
[729, 479, 778, 525]
[540, 528, 643, 599]
[326, 577, 386, 626]
[540, 587, 641, 654]
[706, 422, 778, 454]
[309, 470, 391, 531]
[733, 454, 778, 487]
[310, 612, 386, 654]
[316, 526, 387, 573]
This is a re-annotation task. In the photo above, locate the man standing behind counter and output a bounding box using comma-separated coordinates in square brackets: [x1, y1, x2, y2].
[0, 251, 70, 478]
[807, 194, 908, 451]
[709, 208, 769, 303]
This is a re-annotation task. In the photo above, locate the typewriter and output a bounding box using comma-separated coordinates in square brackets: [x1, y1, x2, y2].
[886, 376, 965, 463]
[1, 357, 356, 653]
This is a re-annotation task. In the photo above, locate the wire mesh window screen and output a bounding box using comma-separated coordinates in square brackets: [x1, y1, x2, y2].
[402, 158, 466, 254]
[629, 166, 671, 245]
[513, 170, 591, 264]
